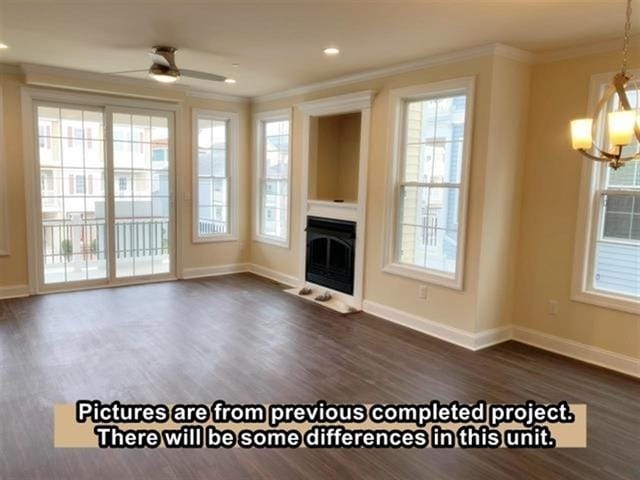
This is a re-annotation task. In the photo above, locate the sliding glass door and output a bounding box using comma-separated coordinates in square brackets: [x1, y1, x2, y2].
[37, 105, 108, 284]
[111, 110, 172, 278]
[35, 103, 174, 290]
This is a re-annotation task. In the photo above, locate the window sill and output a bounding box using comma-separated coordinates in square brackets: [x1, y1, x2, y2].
[193, 234, 238, 244]
[253, 234, 290, 249]
[382, 262, 462, 291]
[571, 289, 640, 315]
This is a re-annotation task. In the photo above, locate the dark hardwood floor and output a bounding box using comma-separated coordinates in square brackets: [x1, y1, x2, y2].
[0, 273, 638, 479]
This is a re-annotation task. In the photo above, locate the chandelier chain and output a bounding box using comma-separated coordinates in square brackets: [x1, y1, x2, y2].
[622, 0, 633, 74]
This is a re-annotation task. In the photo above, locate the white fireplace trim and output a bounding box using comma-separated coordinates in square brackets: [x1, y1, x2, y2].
[307, 200, 358, 222]
[297, 90, 375, 310]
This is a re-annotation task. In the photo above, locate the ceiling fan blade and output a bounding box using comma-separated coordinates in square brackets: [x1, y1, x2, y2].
[109, 69, 148, 74]
[149, 52, 171, 68]
[180, 69, 227, 82]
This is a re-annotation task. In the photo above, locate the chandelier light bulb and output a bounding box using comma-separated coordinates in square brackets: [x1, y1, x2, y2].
[608, 110, 636, 146]
[570, 119, 593, 150]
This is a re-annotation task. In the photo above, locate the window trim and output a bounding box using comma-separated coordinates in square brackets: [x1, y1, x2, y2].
[382, 77, 475, 291]
[192, 108, 239, 243]
[252, 108, 293, 248]
[571, 70, 640, 315]
[0, 84, 8, 257]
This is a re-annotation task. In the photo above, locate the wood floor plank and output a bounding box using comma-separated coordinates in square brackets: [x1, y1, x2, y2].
[0, 273, 638, 479]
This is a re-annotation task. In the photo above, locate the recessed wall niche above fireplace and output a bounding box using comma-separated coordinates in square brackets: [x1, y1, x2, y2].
[285, 90, 374, 313]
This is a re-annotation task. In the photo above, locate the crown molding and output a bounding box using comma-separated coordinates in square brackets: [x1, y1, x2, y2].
[186, 88, 249, 103]
[298, 90, 376, 114]
[17, 63, 249, 104]
[253, 43, 532, 103]
[0, 63, 22, 75]
[533, 34, 640, 64]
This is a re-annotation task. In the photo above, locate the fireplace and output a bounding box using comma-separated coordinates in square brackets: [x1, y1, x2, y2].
[305, 216, 356, 295]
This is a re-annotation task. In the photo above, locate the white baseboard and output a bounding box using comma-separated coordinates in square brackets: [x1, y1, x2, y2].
[363, 299, 492, 351]
[362, 299, 638, 376]
[473, 325, 513, 350]
[512, 326, 639, 378]
[248, 264, 298, 287]
[181, 263, 250, 279]
[0, 284, 30, 300]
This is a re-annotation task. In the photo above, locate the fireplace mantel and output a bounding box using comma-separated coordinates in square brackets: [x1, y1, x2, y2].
[307, 200, 357, 222]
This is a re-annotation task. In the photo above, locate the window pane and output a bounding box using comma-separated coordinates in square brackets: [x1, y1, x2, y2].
[397, 186, 459, 274]
[593, 241, 640, 297]
[259, 118, 290, 240]
[212, 120, 227, 147]
[212, 150, 226, 177]
[198, 118, 213, 148]
[265, 151, 287, 179]
[152, 117, 168, 142]
[607, 160, 640, 188]
[113, 113, 132, 141]
[403, 95, 466, 184]
[132, 115, 151, 142]
[198, 149, 212, 177]
[38, 106, 61, 137]
[37, 105, 107, 284]
[196, 115, 230, 237]
[601, 194, 639, 241]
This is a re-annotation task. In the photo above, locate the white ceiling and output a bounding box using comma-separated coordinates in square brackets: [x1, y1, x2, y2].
[0, 1, 635, 98]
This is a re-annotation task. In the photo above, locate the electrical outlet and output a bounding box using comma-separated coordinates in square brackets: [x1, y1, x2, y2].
[548, 300, 559, 316]
[418, 285, 427, 300]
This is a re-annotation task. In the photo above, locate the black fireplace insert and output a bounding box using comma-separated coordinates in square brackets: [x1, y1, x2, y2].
[305, 216, 356, 295]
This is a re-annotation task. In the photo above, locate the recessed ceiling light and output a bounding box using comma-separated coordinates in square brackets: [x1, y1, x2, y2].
[232, 63, 239, 68]
[224, 78, 236, 84]
[323, 47, 340, 56]
[0, 43, 9, 49]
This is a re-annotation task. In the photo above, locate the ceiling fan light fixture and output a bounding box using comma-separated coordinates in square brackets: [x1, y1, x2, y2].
[224, 78, 236, 84]
[148, 64, 180, 83]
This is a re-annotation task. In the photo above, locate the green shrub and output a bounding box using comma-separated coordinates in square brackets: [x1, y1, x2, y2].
[60, 239, 73, 261]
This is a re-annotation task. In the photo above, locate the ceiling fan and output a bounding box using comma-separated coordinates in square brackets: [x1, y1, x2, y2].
[115, 46, 235, 85]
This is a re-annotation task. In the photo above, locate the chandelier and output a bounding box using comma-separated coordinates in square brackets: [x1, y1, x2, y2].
[570, 0, 639, 170]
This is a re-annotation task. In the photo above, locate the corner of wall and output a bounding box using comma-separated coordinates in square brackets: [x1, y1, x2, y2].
[474, 55, 532, 334]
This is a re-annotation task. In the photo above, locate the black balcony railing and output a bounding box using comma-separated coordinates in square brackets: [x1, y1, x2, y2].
[42, 218, 227, 264]
[42, 219, 169, 264]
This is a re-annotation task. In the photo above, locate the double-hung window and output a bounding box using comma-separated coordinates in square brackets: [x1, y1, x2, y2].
[572, 71, 640, 312]
[253, 109, 292, 247]
[384, 78, 474, 290]
[193, 109, 239, 242]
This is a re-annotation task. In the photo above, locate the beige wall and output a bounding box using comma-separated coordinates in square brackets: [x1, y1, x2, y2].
[0, 70, 251, 288]
[515, 49, 640, 359]
[476, 57, 531, 332]
[0, 73, 28, 286]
